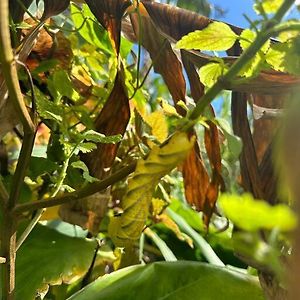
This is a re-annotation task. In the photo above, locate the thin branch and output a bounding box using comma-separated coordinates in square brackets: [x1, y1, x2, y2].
[0, 2, 35, 135]
[8, 133, 36, 209]
[13, 162, 137, 214]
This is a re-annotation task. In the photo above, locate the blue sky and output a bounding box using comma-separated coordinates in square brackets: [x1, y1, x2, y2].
[210, 0, 256, 27]
[210, 0, 299, 27]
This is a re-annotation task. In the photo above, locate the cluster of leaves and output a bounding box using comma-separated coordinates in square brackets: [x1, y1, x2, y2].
[1, 0, 300, 299]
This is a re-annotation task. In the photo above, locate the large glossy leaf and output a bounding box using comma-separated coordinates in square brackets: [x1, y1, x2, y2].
[109, 132, 194, 247]
[15, 224, 97, 299]
[68, 261, 265, 300]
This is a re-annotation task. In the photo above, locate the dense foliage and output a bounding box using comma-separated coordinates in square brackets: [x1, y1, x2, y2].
[1, 0, 300, 299]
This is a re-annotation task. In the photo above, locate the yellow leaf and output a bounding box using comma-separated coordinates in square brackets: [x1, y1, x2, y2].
[39, 206, 60, 221]
[108, 132, 195, 247]
[151, 198, 166, 216]
[144, 111, 168, 143]
[158, 213, 194, 248]
[159, 98, 180, 117]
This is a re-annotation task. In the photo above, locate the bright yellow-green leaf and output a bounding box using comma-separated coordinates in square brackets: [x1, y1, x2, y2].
[151, 198, 166, 216]
[238, 29, 270, 78]
[239, 29, 270, 53]
[278, 21, 300, 42]
[176, 22, 238, 51]
[265, 44, 286, 72]
[219, 193, 297, 232]
[281, 36, 300, 75]
[144, 111, 168, 143]
[109, 132, 195, 247]
[159, 98, 180, 117]
[199, 62, 228, 88]
[254, 0, 284, 14]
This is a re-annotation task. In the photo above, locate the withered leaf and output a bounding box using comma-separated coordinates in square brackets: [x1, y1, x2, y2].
[85, 0, 132, 54]
[60, 70, 130, 233]
[204, 120, 225, 225]
[141, 1, 242, 43]
[83, 71, 130, 179]
[182, 132, 209, 212]
[130, 6, 186, 109]
[231, 92, 263, 199]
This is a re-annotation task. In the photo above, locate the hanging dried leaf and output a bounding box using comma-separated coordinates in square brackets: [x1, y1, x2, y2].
[204, 121, 225, 225]
[85, 72, 130, 178]
[85, 0, 132, 54]
[182, 133, 209, 211]
[231, 92, 263, 199]
[181, 50, 224, 226]
[59, 70, 130, 233]
[109, 132, 194, 247]
[130, 7, 186, 110]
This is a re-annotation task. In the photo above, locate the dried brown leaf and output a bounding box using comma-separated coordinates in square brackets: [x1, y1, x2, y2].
[182, 134, 209, 211]
[130, 6, 186, 109]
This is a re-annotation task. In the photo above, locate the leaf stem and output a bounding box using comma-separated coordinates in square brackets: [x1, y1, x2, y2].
[166, 208, 224, 267]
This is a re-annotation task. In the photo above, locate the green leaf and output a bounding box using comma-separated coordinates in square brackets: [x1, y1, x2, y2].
[199, 62, 228, 88]
[176, 22, 238, 51]
[108, 132, 194, 247]
[82, 130, 122, 144]
[53, 70, 81, 101]
[216, 118, 242, 161]
[34, 87, 64, 122]
[71, 161, 99, 183]
[76, 142, 97, 154]
[68, 261, 265, 300]
[239, 29, 270, 53]
[168, 199, 204, 232]
[254, 0, 284, 14]
[265, 43, 286, 72]
[16, 224, 97, 299]
[219, 193, 297, 231]
[71, 4, 112, 53]
[28, 157, 58, 180]
[281, 36, 300, 75]
[266, 38, 300, 75]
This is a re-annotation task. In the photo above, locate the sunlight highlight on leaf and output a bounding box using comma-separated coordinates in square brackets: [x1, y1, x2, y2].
[176, 22, 238, 51]
[219, 193, 297, 232]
